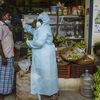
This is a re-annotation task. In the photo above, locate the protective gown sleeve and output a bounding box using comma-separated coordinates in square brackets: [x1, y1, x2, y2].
[26, 28, 48, 49]
[22, 22, 35, 35]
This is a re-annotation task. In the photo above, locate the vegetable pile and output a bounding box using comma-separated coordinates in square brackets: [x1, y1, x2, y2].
[93, 66, 100, 100]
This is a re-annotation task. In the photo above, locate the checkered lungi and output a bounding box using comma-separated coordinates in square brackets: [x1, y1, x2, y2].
[0, 57, 14, 95]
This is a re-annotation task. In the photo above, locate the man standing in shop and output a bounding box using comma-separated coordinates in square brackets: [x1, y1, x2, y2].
[0, 9, 14, 100]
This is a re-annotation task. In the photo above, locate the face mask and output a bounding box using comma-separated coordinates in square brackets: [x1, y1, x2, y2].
[36, 21, 42, 28]
[4, 20, 11, 25]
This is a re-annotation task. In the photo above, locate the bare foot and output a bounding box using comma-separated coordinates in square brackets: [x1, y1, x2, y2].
[0, 95, 4, 100]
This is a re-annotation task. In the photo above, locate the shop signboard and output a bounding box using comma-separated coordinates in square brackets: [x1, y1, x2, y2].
[93, 1, 100, 33]
[92, 0, 100, 36]
[91, 0, 100, 52]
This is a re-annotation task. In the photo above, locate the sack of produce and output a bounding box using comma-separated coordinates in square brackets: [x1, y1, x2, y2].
[16, 71, 38, 100]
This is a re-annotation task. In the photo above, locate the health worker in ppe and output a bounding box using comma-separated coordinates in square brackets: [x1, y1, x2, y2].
[21, 12, 59, 100]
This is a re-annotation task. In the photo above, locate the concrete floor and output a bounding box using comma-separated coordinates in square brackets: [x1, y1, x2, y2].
[58, 91, 93, 100]
[4, 91, 93, 100]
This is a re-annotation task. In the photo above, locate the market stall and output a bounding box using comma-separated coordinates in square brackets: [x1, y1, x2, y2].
[1, 0, 99, 100]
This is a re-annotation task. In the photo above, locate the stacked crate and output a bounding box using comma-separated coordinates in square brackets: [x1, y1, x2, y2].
[58, 63, 70, 78]
[70, 64, 96, 78]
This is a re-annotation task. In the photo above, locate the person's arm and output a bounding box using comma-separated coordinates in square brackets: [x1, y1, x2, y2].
[22, 21, 35, 35]
[26, 28, 48, 49]
[0, 41, 7, 65]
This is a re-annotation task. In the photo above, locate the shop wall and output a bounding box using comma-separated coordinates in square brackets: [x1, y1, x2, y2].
[92, 0, 100, 46]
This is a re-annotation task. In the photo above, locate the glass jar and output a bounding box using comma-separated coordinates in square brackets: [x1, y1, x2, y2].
[80, 70, 93, 97]
[58, 8, 62, 15]
[63, 7, 67, 16]
[50, 6, 57, 14]
[72, 7, 78, 16]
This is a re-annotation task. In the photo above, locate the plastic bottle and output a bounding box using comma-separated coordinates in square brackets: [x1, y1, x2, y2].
[80, 70, 93, 97]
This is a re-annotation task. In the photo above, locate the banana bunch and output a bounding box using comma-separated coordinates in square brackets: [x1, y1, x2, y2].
[93, 72, 100, 82]
[67, 54, 81, 60]
[13, 24, 23, 33]
[94, 91, 100, 100]
[72, 40, 86, 48]
[27, 49, 32, 57]
[20, 42, 28, 48]
[94, 84, 100, 92]
[93, 66, 100, 100]
[56, 35, 67, 43]
[56, 35, 68, 47]
[24, 33, 32, 40]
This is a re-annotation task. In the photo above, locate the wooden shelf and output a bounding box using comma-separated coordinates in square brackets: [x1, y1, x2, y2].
[59, 15, 84, 19]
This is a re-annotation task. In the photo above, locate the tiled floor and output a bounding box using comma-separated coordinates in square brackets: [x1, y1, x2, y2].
[4, 91, 93, 100]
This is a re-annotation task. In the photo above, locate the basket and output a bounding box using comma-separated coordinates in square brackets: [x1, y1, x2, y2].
[56, 47, 67, 56]
[61, 48, 83, 62]
[76, 55, 94, 65]
[58, 63, 70, 78]
[70, 64, 96, 78]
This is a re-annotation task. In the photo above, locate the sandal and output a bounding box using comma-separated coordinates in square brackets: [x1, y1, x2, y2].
[49, 93, 59, 100]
